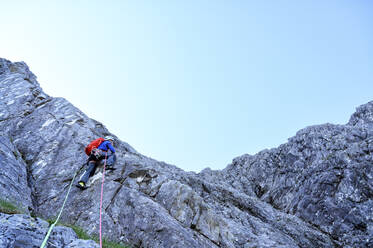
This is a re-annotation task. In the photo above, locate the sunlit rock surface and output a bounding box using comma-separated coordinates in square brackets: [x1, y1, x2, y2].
[0, 58, 371, 247]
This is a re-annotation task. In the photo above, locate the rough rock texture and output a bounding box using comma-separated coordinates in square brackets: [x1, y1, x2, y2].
[220, 113, 373, 247]
[0, 133, 32, 213]
[0, 213, 99, 247]
[0, 58, 371, 248]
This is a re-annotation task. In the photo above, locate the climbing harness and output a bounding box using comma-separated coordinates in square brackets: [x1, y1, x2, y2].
[99, 152, 108, 248]
[40, 170, 78, 248]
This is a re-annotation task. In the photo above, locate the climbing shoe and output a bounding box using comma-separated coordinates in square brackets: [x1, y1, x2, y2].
[76, 181, 87, 190]
[106, 166, 117, 171]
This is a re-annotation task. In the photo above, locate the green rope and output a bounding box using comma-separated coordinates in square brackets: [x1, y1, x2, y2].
[40, 171, 78, 248]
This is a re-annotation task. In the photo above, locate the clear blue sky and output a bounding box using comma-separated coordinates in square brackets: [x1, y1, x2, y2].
[1, 1, 372, 172]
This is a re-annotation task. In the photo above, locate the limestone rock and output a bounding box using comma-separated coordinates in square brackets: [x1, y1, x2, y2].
[0, 58, 371, 247]
[221, 112, 373, 247]
[0, 213, 98, 248]
[0, 134, 32, 213]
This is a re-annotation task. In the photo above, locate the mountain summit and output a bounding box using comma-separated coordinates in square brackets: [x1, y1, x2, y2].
[0, 58, 371, 247]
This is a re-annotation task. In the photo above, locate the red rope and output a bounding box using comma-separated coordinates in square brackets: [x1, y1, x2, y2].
[99, 152, 108, 248]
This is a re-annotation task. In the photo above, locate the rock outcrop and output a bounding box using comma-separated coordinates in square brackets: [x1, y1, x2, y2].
[0, 213, 99, 248]
[0, 58, 371, 247]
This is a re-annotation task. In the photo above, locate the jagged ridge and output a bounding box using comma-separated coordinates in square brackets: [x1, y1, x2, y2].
[0, 58, 371, 247]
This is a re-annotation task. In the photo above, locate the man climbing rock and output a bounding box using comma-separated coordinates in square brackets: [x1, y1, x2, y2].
[76, 135, 117, 190]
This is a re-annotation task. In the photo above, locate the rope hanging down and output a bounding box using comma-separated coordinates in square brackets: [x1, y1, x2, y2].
[40, 170, 78, 248]
[99, 152, 108, 248]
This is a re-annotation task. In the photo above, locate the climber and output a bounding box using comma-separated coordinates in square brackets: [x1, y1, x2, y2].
[76, 135, 117, 190]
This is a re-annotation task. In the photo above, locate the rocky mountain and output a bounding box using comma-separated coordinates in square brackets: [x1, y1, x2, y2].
[0, 58, 371, 248]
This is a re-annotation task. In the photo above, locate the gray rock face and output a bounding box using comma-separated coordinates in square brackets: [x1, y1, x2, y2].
[0, 58, 371, 248]
[221, 113, 373, 247]
[0, 133, 32, 213]
[0, 213, 99, 248]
